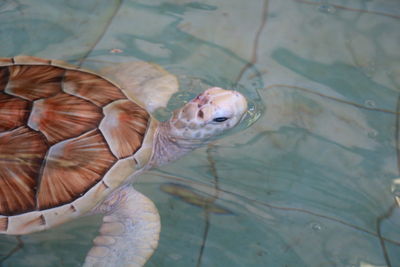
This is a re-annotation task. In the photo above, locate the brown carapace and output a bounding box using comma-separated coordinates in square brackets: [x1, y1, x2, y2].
[0, 60, 150, 217]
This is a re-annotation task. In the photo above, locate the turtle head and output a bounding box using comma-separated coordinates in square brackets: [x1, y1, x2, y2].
[168, 87, 247, 142]
[152, 87, 247, 166]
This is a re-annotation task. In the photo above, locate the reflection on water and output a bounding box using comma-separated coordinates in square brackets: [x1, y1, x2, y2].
[160, 183, 232, 215]
[1, 0, 400, 266]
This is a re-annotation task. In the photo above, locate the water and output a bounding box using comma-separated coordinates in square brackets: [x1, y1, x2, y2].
[1, 0, 400, 266]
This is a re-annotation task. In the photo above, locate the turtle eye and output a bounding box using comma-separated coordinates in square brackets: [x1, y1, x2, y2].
[213, 117, 229, 122]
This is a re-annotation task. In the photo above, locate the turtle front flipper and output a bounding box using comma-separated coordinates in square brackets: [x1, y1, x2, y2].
[100, 62, 179, 113]
[84, 186, 160, 267]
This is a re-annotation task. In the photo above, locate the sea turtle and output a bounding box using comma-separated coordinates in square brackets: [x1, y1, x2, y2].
[0, 56, 247, 266]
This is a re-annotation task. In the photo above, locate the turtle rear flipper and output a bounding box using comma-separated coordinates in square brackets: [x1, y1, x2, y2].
[84, 186, 160, 267]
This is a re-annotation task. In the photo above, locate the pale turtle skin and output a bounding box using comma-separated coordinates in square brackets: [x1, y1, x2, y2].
[0, 56, 247, 266]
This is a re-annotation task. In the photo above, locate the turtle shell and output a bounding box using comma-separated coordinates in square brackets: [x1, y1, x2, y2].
[0, 56, 157, 234]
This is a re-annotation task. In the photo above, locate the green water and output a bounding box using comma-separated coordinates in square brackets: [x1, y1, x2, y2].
[1, 0, 400, 266]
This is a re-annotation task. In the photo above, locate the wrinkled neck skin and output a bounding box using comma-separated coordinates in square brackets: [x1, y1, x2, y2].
[149, 121, 206, 167]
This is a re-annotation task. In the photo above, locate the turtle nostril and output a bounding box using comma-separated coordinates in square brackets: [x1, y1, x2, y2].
[198, 110, 204, 118]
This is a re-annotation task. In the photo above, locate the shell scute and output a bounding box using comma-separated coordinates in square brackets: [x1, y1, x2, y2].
[0, 93, 31, 131]
[63, 70, 126, 107]
[13, 55, 51, 65]
[0, 67, 10, 91]
[0, 126, 48, 216]
[0, 217, 8, 231]
[5, 65, 64, 101]
[22, 214, 46, 229]
[0, 58, 13, 67]
[37, 129, 117, 210]
[28, 92, 103, 144]
[100, 99, 149, 159]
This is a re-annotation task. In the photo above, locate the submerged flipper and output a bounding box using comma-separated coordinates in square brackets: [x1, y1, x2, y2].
[84, 186, 161, 267]
[100, 61, 179, 113]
